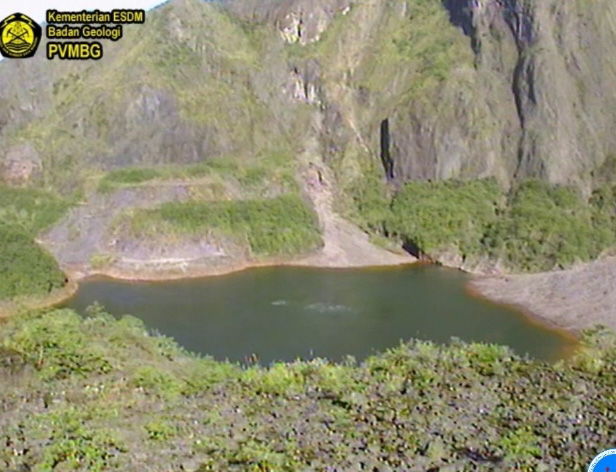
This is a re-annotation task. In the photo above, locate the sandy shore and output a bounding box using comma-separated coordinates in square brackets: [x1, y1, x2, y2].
[468, 257, 616, 335]
[64, 243, 417, 282]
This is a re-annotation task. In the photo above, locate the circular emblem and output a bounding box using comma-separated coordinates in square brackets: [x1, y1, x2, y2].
[589, 449, 616, 472]
[0, 13, 42, 59]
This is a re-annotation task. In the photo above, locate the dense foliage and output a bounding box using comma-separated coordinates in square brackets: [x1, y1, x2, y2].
[488, 180, 610, 271]
[0, 225, 66, 300]
[1, 308, 615, 471]
[0, 185, 69, 300]
[131, 194, 322, 256]
[387, 179, 503, 258]
[347, 177, 616, 272]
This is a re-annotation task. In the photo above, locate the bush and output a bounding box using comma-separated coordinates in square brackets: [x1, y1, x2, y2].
[345, 167, 391, 234]
[2, 309, 111, 380]
[490, 180, 603, 271]
[132, 365, 184, 399]
[38, 408, 124, 472]
[386, 178, 503, 257]
[351, 178, 616, 272]
[0, 224, 66, 300]
[134, 194, 322, 256]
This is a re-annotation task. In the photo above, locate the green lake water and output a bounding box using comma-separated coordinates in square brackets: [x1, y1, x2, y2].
[62, 265, 575, 364]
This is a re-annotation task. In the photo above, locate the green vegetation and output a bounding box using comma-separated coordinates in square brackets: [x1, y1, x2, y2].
[1, 308, 615, 470]
[0, 185, 71, 235]
[488, 180, 610, 271]
[345, 177, 616, 272]
[355, 0, 472, 96]
[0, 225, 66, 300]
[97, 168, 163, 192]
[6, 0, 295, 191]
[0, 185, 70, 301]
[130, 194, 321, 257]
[343, 163, 392, 235]
[388, 179, 503, 258]
[97, 153, 297, 197]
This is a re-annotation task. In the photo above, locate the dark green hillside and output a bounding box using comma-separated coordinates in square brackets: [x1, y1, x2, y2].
[0, 185, 70, 300]
[0, 225, 66, 300]
[0, 308, 614, 471]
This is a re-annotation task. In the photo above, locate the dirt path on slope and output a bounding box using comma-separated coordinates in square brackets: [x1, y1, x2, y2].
[469, 257, 616, 334]
[293, 116, 414, 268]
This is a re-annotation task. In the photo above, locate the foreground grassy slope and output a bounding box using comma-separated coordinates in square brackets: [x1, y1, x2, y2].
[0, 308, 614, 471]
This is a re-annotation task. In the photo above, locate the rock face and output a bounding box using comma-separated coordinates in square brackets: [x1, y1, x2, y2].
[0, 0, 614, 192]
[228, 0, 352, 44]
[230, 0, 616, 191]
[0, 143, 42, 185]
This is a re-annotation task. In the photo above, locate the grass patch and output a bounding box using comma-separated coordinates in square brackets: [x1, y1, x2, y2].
[0, 184, 71, 235]
[132, 194, 321, 257]
[97, 152, 297, 196]
[98, 168, 163, 193]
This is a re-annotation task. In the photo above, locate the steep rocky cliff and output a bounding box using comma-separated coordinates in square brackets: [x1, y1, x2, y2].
[1, 0, 615, 273]
[1, 0, 614, 189]
[254, 0, 616, 190]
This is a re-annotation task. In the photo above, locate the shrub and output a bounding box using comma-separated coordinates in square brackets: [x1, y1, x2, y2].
[38, 408, 124, 472]
[0, 224, 66, 300]
[134, 194, 322, 256]
[344, 167, 391, 234]
[490, 180, 601, 271]
[2, 309, 111, 380]
[386, 178, 502, 257]
[132, 365, 184, 399]
[350, 177, 616, 272]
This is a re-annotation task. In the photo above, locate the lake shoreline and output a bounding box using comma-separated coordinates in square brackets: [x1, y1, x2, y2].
[0, 252, 418, 318]
[63, 251, 420, 283]
[5, 249, 613, 342]
[468, 256, 616, 337]
[0, 279, 80, 319]
[464, 281, 581, 344]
